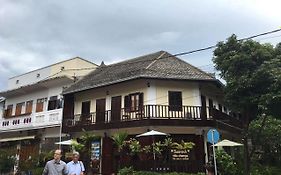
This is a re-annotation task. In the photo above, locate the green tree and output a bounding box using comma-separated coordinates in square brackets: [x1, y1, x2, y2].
[213, 35, 281, 174]
[249, 116, 281, 166]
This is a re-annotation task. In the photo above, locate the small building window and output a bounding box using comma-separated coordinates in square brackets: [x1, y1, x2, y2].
[124, 93, 143, 112]
[168, 91, 182, 111]
[36, 98, 45, 112]
[5, 105, 13, 117]
[37, 73, 40, 78]
[26, 100, 33, 114]
[48, 96, 60, 111]
[16, 80, 19, 84]
[15, 102, 24, 116]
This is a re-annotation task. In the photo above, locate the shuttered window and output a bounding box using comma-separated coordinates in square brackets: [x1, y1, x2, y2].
[124, 92, 144, 112]
[5, 105, 13, 117]
[25, 100, 33, 114]
[15, 102, 24, 116]
[36, 98, 45, 112]
[168, 91, 182, 111]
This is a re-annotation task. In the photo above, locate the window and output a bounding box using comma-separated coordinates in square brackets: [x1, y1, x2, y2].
[48, 96, 59, 111]
[36, 98, 45, 112]
[37, 73, 40, 78]
[15, 102, 24, 116]
[5, 105, 13, 117]
[168, 91, 182, 111]
[25, 100, 33, 114]
[16, 80, 19, 84]
[124, 93, 143, 112]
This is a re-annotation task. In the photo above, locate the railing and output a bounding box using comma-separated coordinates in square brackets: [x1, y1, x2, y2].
[65, 105, 243, 128]
[0, 109, 62, 131]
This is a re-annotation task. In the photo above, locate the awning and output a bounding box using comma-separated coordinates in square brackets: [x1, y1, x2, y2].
[0, 135, 35, 142]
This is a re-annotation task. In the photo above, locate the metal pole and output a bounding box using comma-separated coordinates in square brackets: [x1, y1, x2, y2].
[59, 121, 62, 150]
[212, 130, 218, 175]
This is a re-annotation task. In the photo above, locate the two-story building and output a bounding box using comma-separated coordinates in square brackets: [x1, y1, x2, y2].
[0, 57, 97, 164]
[62, 51, 243, 174]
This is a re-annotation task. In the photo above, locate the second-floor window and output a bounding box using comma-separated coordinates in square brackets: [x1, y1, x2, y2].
[15, 102, 24, 116]
[25, 100, 33, 114]
[48, 96, 61, 111]
[5, 105, 13, 117]
[36, 98, 45, 112]
[124, 93, 143, 112]
[168, 91, 182, 111]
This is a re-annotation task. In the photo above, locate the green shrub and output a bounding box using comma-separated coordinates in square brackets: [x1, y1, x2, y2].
[118, 167, 205, 175]
[0, 150, 15, 174]
[216, 149, 239, 175]
[118, 166, 135, 175]
[250, 164, 281, 175]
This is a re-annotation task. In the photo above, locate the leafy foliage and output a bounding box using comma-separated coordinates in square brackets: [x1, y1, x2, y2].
[0, 149, 15, 173]
[112, 131, 128, 152]
[213, 35, 281, 119]
[249, 116, 281, 166]
[118, 167, 205, 175]
[216, 149, 240, 175]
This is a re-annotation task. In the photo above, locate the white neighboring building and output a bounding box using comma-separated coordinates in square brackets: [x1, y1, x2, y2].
[0, 57, 97, 161]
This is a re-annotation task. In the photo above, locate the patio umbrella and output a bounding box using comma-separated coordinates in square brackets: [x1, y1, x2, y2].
[213, 139, 243, 147]
[136, 130, 169, 160]
[55, 139, 77, 145]
[136, 130, 169, 138]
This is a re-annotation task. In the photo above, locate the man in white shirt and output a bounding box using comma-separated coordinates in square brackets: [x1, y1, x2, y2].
[66, 152, 85, 175]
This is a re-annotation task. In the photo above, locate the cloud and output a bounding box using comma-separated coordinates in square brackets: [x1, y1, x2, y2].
[0, 0, 280, 90]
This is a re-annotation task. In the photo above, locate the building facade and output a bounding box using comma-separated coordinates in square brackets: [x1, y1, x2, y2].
[0, 57, 97, 167]
[62, 51, 243, 174]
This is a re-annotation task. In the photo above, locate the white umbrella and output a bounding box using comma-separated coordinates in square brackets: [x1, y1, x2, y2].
[136, 130, 169, 161]
[213, 139, 243, 147]
[55, 139, 77, 145]
[136, 130, 169, 137]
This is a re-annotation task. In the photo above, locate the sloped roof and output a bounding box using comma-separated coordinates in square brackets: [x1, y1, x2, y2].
[63, 51, 218, 94]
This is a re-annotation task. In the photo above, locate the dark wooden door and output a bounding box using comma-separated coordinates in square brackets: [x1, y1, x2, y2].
[200, 96, 207, 120]
[81, 101, 91, 116]
[96, 98, 106, 123]
[111, 96, 121, 122]
[81, 101, 91, 124]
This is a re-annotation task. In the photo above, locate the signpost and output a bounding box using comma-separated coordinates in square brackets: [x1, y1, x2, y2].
[207, 129, 220, 175]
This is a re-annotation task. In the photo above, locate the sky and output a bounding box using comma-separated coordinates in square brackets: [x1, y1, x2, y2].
[0, 0, 281, 90]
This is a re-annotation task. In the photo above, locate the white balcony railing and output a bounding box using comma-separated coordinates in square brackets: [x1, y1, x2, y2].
[0, 109, 62, 131]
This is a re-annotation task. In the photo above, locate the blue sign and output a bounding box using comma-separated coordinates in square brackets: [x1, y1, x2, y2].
[207, 129, 220, 144]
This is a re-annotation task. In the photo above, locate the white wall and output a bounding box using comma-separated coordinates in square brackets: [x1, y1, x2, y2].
[8, 67, 51, 90]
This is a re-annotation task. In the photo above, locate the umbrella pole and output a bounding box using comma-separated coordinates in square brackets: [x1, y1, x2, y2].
[153, 136, 156, 171]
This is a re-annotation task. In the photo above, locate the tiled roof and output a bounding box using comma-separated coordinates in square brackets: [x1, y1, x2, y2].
[63, 51, 218, 94]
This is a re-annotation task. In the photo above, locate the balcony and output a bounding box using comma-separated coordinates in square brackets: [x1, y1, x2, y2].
[63, 105, 242, 132]
[0, 109, 62, 132]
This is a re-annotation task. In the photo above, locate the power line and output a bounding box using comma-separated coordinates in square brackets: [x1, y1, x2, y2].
[59, 28, 281, 72]
[170, 28, 281, 58]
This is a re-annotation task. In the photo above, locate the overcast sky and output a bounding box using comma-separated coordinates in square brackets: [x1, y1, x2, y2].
[0, 0, 281, 90]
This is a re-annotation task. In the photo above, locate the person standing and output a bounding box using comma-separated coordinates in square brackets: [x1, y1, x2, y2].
[42, 149, 68, 175]
[66, 152, 85, 175]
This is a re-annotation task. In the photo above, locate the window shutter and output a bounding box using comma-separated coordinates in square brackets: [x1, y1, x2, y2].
[124, 95, 130, 112]
[139, 93, 144, 107]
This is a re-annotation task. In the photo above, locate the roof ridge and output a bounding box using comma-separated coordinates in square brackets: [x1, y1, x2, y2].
[108, 50, 165, 66]
[145, 51, 167, 70]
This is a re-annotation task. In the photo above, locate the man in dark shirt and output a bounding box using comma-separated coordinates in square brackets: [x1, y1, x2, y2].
[42, 149, 68, 175]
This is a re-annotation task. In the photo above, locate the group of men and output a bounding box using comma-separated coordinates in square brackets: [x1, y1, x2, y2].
[42, 149, 85, 175]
